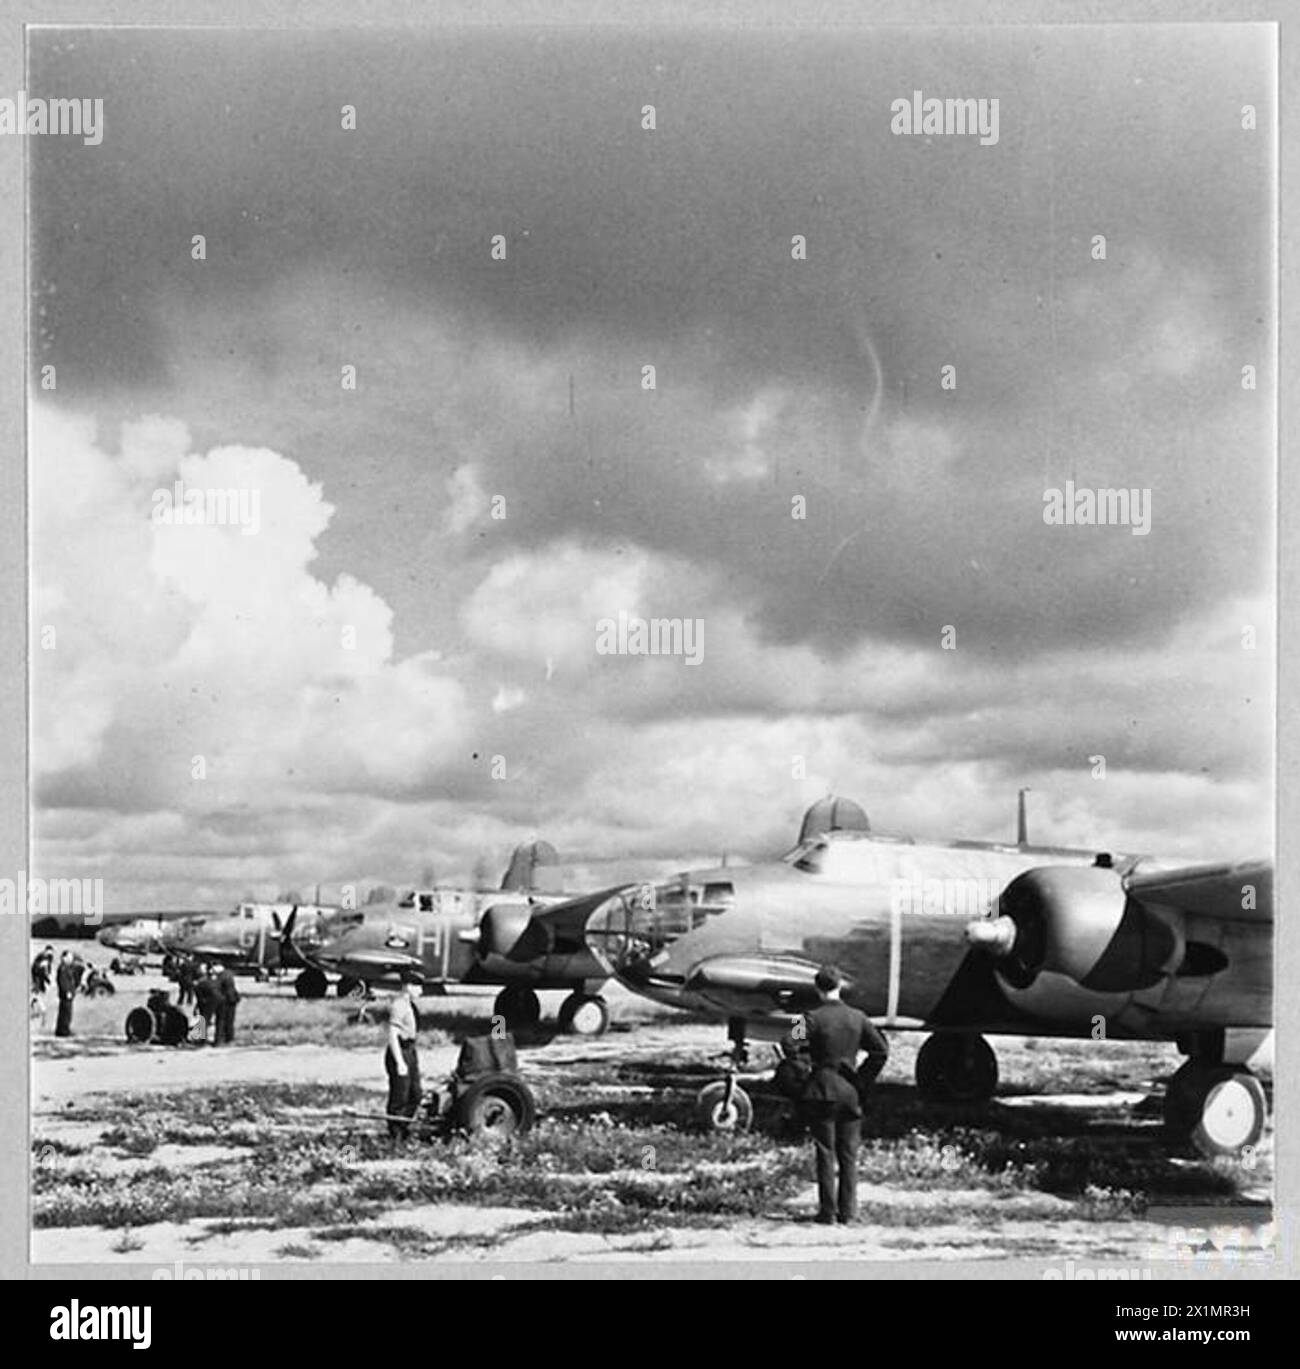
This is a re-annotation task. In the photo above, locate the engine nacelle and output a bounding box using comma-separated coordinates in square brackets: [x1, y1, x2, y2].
[981, 865, 1179, 993]
[478, 901, 536, 962]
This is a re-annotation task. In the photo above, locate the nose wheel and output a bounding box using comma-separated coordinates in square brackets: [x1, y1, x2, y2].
[696, 1018, 755, 1131]
[695, 1078, 753, 1131]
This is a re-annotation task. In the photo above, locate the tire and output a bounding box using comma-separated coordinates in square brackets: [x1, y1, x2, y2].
[295, 967, 328, 999]
[557, 992, 610, 1036]
[1165, 1063, 1267, 1158]
[157, 1005, 190, 1046]
[88, 981, 115, 998]
[916, 1033, 998, 1103]
[125, 1007, 157, 1043]
[695, 1081, 754, 1132]
[337, 976, 362, 1000]
[456, 1073, 537, 1141]
[493, 986, 541, 1031]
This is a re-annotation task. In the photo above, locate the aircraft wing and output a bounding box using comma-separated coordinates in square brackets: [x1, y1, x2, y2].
[1125, 860, 1272, 923]
[335, 947, 426, 975]
[183, 944, 247, 964]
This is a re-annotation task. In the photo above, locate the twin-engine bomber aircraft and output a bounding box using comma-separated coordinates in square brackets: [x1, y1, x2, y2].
[156, 901, 359, 976]
[497, 796, 1272, 1158]
[289, 840, 689, 1035]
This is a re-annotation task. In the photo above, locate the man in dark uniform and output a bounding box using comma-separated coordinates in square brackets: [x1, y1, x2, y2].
[785, 964, 889, 1225]
[384, 969, 424, 1140]
[54, 950, 79, 1037]
[213, 966, 240, 1045]
[176, 956, 198, 1009]
[193, 964, 220, 1045]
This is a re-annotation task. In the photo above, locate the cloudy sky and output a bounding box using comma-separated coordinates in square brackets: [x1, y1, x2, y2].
[29, 24, 1275, 910]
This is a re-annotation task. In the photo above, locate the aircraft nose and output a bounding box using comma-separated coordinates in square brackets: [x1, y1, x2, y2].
[584, 880, 703, 982]
[585, 885, 656, 977]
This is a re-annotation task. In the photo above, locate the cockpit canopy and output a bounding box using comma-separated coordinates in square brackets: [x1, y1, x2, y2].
[591, 876, 736, 975]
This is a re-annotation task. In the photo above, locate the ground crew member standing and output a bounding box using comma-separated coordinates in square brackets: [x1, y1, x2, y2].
[213, 966, 240, 1045]
[177, 956, 198, 1008]
[785, 965, 889, 1225]
[31, 946, 54, 995]
[54, 950, 79, 1038]
[194, 964, 220, 1044]
[385, 969, 424, 1140]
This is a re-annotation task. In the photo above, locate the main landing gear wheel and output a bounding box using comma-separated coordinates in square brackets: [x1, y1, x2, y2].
[493, 986, 541, 1031]
[916, 1033, 999, 1103]
[336, 975, 363, 1000]
[1164, 1062, 1267, 1159]
[695, 1080, 754, 1133]
[294, 967, 328, 999]
[456, 1073, 537, 1143]
[557, 992, 609, 1036]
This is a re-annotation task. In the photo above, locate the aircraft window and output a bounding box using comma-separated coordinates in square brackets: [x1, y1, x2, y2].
[397, 893, 414, 908]
[791, 839, 828, 874]
[702, 882, 734, 906]
[418, 893, 434, 912]
[242, 906, 255, 919]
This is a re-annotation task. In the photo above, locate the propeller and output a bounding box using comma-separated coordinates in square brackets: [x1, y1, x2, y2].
[967, 865, 1178, 993]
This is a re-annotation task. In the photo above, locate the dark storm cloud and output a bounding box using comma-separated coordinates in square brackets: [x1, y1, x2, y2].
[33, 26, 1270, 371]
[30, 24, 1273, 658]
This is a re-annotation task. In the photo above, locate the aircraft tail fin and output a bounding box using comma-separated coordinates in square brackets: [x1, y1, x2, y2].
[500, 839, 560, 892]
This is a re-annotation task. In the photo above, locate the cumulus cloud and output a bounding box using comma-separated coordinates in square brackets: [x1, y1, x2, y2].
[32, 407, 470, 814]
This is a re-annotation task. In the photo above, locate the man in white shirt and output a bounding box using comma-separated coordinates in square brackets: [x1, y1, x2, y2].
[385, 968, 424, 1139]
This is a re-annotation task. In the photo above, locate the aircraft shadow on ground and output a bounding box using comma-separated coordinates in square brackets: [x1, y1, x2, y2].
[545, 1069, 1264, 1200]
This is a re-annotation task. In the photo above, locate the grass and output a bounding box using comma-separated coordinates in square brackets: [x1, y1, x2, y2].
[32, 1069, 1265, 1239]
[32, 1006, 1271, 1258]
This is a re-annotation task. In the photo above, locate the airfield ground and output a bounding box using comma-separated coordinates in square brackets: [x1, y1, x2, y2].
[30, 940, 1274, 1267]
